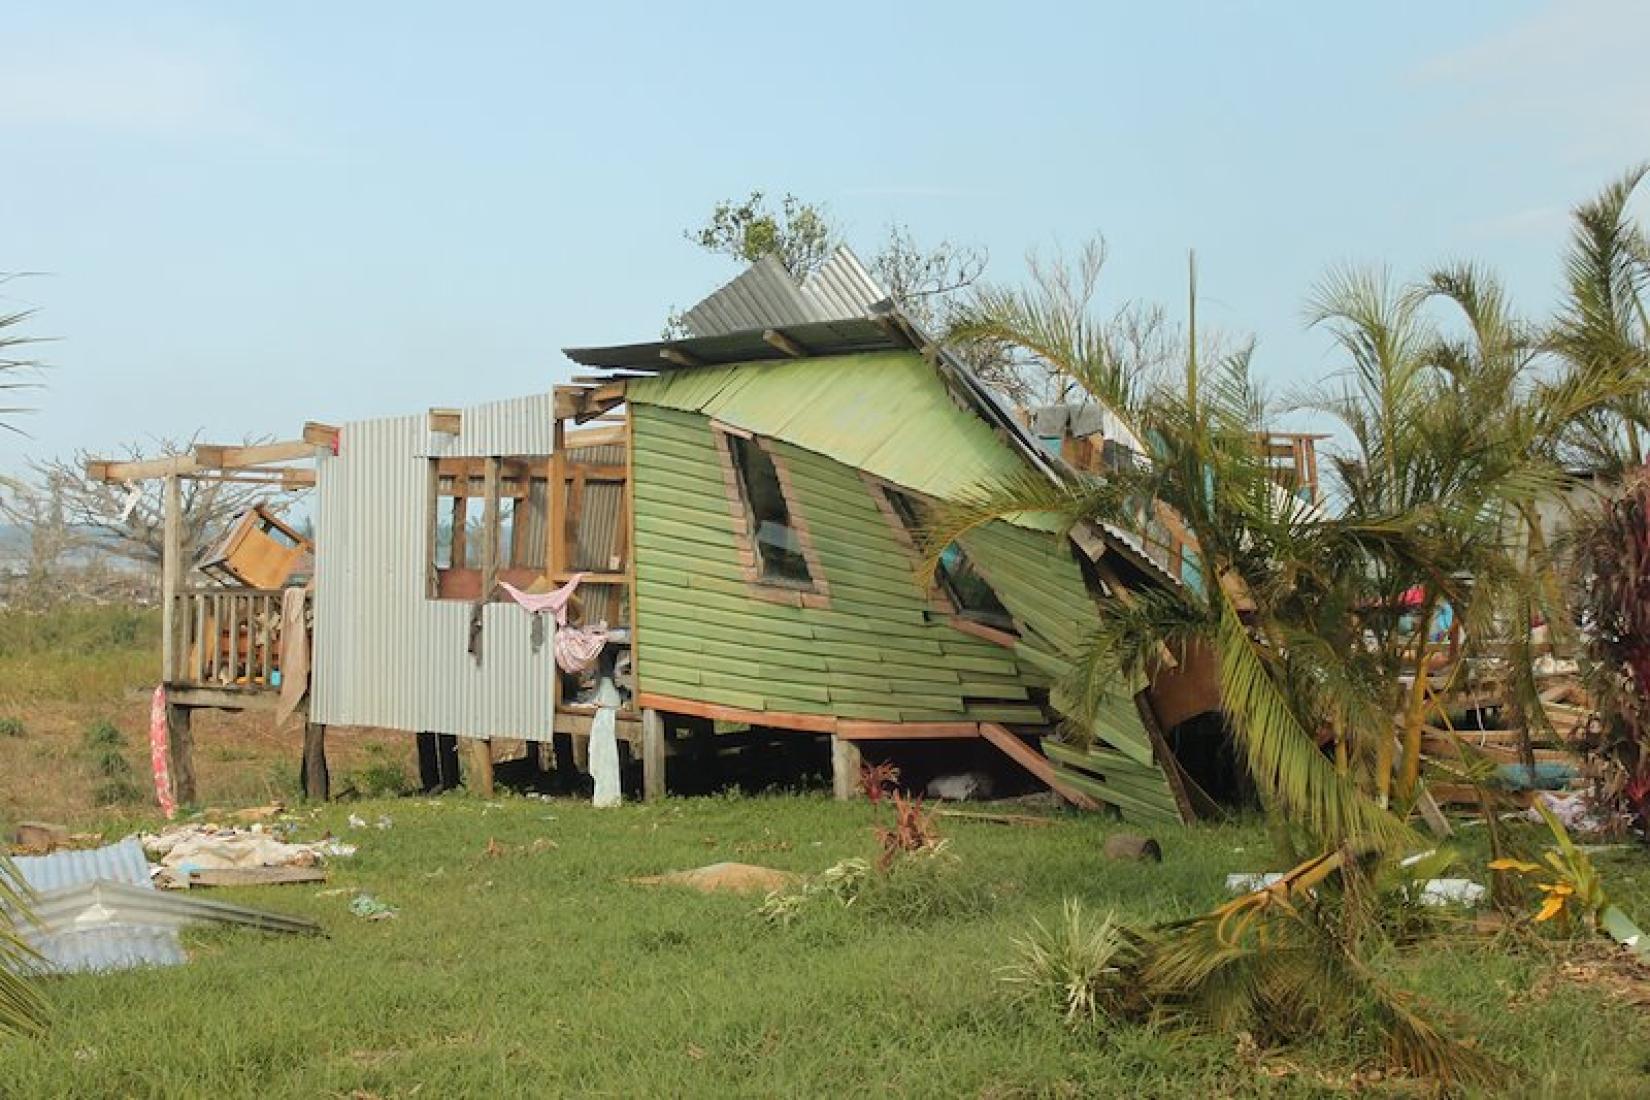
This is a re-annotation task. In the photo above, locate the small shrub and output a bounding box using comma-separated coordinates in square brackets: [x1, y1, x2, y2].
[999, 900, 1147, 1028]
[0, 717, 23, 738]
[83, 720, 135, 780]
[350, 745, 411, 797]
[873, 791, 941, 871]
[93, 778, 145, 806]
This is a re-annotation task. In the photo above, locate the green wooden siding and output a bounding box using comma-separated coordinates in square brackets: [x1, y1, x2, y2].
[627, 356, 1185, 827]
[631, 403, 1047, 725]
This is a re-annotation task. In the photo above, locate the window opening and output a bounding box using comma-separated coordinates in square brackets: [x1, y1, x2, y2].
[727, 434, 813, 586]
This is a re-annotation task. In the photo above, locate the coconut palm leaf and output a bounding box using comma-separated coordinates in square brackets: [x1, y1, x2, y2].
[0, 853, 49, 1037]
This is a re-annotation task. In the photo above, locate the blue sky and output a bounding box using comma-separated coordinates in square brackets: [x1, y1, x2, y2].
[2, 1, 1647, 472]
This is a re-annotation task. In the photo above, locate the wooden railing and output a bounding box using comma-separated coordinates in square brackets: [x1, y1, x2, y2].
[170, 585, 298, 690]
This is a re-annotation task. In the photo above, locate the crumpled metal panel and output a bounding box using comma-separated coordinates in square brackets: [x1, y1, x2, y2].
[7, 839, 182, 974]
[681, 246, 886, 338]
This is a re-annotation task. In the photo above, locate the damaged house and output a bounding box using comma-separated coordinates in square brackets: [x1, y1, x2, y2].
[88, 251, 1221, 827]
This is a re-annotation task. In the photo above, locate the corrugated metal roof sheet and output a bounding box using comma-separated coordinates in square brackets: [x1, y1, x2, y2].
[7, 839, 182, 973]
[680, 246, 887, 338]
[11, 836, 151, 893]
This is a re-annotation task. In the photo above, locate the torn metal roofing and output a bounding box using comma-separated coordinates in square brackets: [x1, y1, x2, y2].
[680, 246, 888, 338]
[565, 259, 1180, 591]
[5, 838, 320, 976]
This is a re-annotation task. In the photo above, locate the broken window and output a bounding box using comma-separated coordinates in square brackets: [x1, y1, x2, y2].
[428, 457, 549, 600]
[883, 487, 1016, 631]
[724, 432, 816, 588]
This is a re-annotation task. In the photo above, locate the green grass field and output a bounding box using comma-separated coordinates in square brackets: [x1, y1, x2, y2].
[4, 792, 1649, 1098]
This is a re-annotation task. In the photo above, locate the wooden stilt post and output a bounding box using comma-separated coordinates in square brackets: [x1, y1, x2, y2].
[470, 737, 495, 797]
[830, 736, 862, 801]
[301, 721, 329, 801]
[642, 707, 665, 800]
[166, 702, 197, 806]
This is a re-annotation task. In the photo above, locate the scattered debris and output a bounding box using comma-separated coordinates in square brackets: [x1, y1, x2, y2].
[1102, 834, 1163, 862]
[348, 813, 393, 830]
[349, 893, 399, 921]
[11, 822, 71, 854]
[141, 823, 354, 888]
[630, 862, 801, 895]
[935, 810, 1058, 828]
[186, 867, 328, 888]
[4, 838, 320, 975]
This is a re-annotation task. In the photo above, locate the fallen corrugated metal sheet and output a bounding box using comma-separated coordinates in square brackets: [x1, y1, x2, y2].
[681, 247, 886, 338]
[312, 410, 560, 738]
[5, 839, 320, 975]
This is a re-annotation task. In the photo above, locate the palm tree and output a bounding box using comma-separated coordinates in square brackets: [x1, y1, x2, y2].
[0, 853, 48, 1037]
[944, 256, 1415, 856]
[0, 277, 44, 437]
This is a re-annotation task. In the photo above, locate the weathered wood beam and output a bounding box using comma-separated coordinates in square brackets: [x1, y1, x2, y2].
[978, 723, 1101, 811]
[428, 407, 462, 435]
[762, 328, 807, 358]
[659, 346, 700, 368]
[302, 422, 340, 448]
[564, 424, 627, 449]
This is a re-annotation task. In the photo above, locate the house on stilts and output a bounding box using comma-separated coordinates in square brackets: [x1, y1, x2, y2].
[87, 250, 1221, 826]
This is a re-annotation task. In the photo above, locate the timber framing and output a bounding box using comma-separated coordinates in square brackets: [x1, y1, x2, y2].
[86, 425, 338, 484]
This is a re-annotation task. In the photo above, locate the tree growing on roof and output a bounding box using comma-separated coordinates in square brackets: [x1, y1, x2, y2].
[677, 192, 1024, 391]
[3, 436, 299, 572]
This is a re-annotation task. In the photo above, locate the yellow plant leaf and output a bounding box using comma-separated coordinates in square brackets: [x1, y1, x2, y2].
[1535, 894, 1568, 922]
[1488, 858, 1541, 874]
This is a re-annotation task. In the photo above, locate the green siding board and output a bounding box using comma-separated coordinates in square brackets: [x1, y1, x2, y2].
[628, 399, 1179, 824]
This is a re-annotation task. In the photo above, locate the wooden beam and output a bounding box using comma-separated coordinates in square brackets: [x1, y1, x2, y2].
[642, 708, 666, 800]
[302, 422, 339, 448]
[762, 328, 807, 358]
[659, 346, 701, 368]
[302, 721, 329, 801]
[469, 738, 495, 797]
[978, 723, 1101, 811]
[198, 440, 317, 470]
[428, 408, 462, 435]
[835, 721, 981, 741]
[831, 736, 862, 800]
[565, 424, 626, 449]
[635, 692, 838, 734]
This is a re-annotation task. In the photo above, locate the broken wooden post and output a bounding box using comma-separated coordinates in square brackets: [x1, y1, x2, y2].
[642, 708, 665, 801]
[166, 702, 197, 806]
[301, 721, 329, 801]
[469, 738, 495, 797]
[830, 736, 862, 801]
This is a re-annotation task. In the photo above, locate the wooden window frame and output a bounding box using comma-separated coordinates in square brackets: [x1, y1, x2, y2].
[426, 455, 549, 602]
[862, 473, 1020, 646]
[710, 422, 830, 610]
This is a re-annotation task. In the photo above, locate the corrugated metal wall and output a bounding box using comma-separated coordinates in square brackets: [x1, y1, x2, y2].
[312, 396, 560, 739]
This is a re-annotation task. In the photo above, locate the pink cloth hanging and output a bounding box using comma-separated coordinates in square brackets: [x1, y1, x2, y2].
[149, 685, 177, 820]
[500, 574, 609, 673]
[499, 574, 586, 625]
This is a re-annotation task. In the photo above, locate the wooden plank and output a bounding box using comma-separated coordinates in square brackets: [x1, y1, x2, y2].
[565, 423, 627, 449]
[978, 722, 1101, 811]
[428, 407, 462, 434]
[188, 867, 328, 888]
[642, 708, 665, 800]
[469, 738, 495, 796]
[481, 457, 500, 597]
[302, 421, 339, 448]
[762, 328, 807, 358]
[659, 346, 701, 368]
[836, 721, 980, 741]
[303, 721, 329, 801]
[162, 475, 182, 683]
[1134, 691, 1196, 824]
[552, 710, 643, 744]
[636, 692, 838, 734]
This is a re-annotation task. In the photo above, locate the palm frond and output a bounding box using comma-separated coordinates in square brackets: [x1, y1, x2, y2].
[0, 853, 50, 1037]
